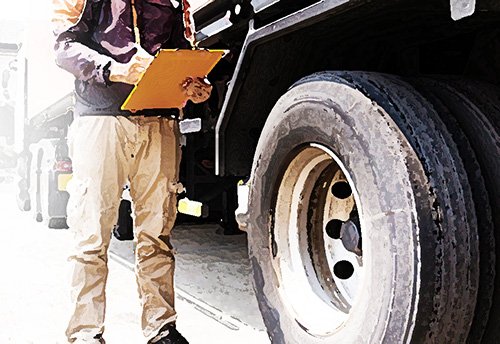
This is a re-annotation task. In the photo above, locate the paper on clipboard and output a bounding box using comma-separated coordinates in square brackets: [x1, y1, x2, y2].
[121, 49, 225, 111]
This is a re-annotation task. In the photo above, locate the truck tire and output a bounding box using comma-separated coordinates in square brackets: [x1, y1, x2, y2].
[409, 78, 500, 343]
[244, 71, 480, 343]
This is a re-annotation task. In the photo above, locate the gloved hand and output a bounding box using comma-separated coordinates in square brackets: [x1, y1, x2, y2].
[108, 45, 154, 85]
[181, 77, 213, 104]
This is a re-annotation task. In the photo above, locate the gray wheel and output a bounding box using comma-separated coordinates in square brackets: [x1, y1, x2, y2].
[243, 71, 479, 343]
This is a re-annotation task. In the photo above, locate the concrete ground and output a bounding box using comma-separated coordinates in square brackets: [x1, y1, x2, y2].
[110, 225, 265, 331]
[0, 182, 270, 344]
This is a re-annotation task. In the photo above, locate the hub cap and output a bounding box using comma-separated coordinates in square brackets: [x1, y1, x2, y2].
[272, 144, 364, 336]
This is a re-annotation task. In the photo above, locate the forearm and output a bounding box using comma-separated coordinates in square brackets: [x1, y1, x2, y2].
[54, 34, 114, 85]
[52, 0, 114, 85]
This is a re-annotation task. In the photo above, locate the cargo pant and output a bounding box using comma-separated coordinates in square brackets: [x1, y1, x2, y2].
[65, 115, 182, 343]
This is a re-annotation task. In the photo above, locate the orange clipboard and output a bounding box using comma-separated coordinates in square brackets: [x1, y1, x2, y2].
[121, 49, 225, 111]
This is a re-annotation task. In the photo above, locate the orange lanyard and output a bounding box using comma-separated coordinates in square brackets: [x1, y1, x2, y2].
[130, 0, 141, 45]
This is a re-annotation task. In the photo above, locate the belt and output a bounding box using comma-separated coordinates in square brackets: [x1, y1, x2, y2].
[130, 108, 181, 119]
[77, 108, 181, 119]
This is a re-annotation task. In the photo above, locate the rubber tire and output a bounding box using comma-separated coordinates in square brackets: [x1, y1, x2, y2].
[244, 71, 479, 343]
[409, 77, 500, 343]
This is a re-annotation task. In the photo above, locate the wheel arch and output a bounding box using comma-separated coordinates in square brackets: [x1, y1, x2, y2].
[214, 0, 500, 177]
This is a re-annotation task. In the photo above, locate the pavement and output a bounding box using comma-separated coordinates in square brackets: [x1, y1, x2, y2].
[110, 225, 265, 331]
[0, 181, 270, 344]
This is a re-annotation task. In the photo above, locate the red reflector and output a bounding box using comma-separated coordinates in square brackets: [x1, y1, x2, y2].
[54, 160, 72, 173]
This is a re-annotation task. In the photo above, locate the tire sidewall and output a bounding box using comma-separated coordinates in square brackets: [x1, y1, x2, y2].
[247, 81, 425, 343]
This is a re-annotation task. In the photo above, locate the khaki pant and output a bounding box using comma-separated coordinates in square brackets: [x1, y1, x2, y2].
[65, 116, 182, 343]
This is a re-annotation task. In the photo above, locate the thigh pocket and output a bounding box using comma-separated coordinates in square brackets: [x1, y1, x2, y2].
[161, 190, 178, 236]
[66, 177, 90, 230]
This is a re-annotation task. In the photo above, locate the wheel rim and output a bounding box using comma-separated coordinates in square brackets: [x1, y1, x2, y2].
[272, 143, 365, 336]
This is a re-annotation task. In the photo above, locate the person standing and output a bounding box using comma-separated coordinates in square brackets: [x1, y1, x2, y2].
[52, 0, 210, 343]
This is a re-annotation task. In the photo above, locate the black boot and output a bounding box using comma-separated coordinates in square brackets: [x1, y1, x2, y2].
[94, 334, 105, 343]
[148, 323, 189, 344]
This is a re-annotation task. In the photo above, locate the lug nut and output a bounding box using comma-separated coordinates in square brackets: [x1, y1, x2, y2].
[341, 220, 361, 256]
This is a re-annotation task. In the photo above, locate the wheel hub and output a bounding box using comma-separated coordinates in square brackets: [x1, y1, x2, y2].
[272, 144, 365, 336]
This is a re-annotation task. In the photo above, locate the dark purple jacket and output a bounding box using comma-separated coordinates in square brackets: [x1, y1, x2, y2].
[53, 0, 189, 116]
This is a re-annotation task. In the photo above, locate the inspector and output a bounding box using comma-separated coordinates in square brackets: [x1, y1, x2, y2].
[52, 0, 211, 342]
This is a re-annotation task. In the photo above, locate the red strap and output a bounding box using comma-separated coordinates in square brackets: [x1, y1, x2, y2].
[182, 0, 196, 47]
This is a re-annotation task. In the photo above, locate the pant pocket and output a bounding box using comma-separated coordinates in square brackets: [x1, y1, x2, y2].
[161, 191, 178, 236]
[66, 177, 90, 230]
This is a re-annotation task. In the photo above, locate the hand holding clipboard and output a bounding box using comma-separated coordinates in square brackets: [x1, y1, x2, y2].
[121, 49, 225, 112]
